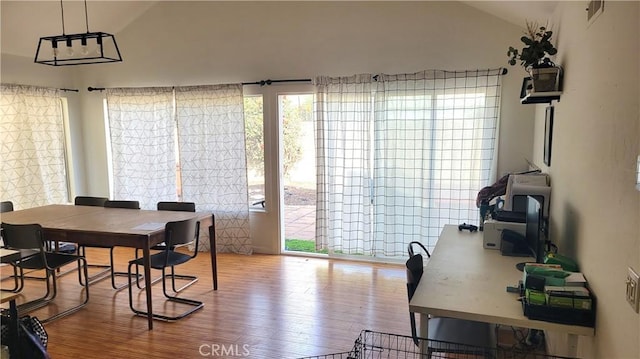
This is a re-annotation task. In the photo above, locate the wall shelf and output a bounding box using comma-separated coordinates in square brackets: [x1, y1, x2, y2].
[521, 91, 562, 104]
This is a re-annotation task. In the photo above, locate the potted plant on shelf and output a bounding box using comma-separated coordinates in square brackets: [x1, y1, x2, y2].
[507, 21, 562, 93]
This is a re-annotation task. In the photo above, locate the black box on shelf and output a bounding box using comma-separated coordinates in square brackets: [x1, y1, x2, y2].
[521, 296, 596, 327]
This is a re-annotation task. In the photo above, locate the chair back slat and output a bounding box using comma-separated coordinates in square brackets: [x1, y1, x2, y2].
[75, 196, 108, 207]
[164, 218, 199, 248]
[1, 223, 45, 251]
[157, 201, 195, 212]
[104, 200, 140, 209]
[0, 201, 14, 213]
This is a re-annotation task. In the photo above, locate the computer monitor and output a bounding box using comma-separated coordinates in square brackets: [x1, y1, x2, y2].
[516, 196, 546, 271]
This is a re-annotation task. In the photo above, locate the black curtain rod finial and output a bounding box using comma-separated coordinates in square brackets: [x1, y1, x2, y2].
[87, 86, 105, 92]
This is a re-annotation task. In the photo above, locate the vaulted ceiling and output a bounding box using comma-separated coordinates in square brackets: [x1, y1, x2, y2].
[1, 1, 558, 58]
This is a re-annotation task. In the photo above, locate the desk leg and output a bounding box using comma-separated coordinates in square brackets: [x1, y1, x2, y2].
[209, 224, 217, 290]
[142, 244, 153, 330]
[567, 334, 578, 358]
[419, 313, 429, 355]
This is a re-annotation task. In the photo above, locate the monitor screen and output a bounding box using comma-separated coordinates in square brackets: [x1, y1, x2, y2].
[525, 195, 545, 263]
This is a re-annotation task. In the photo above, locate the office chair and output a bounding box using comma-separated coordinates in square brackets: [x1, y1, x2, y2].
[150, 201, 199, 292]
[406, 241, 495, 358]
[127, 218, 203, 321]
[1, 223, 90, 323]
[103, 200, 143, 290]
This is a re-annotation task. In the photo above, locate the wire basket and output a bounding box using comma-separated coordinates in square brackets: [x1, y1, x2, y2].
[299, 330, 577, 359]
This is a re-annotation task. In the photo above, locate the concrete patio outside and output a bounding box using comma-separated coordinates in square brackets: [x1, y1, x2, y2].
[284, 204, 316, 241]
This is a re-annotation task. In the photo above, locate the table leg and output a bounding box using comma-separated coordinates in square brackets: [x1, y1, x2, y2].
[419, 313, 429, 355]
[209, 224, 217, 290]
[142, 243, 153, 330]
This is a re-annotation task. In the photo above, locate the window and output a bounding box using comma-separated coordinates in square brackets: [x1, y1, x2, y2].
[244, 95, 265, 210]
[316, 70, 503, 256]
[0, 85, 70, 208]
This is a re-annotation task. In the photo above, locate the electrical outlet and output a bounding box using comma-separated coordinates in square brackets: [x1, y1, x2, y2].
[626, 267, 639, 313]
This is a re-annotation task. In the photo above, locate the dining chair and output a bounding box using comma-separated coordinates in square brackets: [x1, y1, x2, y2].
[1, 222, 90, 323]
[104, 200, 142, 290]
[0, 201, 14, 213]
[150, 201, 199, 292]
[1, 200, 44, 291]
[127, 217, 203, 321]
[406, 241, 495, 358]
[74, 196, 111, 284]
[6, 199, 72, 255]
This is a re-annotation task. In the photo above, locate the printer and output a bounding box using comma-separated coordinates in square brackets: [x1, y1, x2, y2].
[483, 218, 526, 250]
[483, 173, 551, 250]
[503, 173, 551, 218]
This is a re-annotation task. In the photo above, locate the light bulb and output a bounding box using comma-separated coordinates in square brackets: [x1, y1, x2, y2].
[80, 37, 89, 56]
[95, 35, 103, 56]
[65, 38, 73, 57]
[51, 39, 59, 58]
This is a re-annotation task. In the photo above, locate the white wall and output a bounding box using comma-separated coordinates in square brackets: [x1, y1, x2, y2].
[531, 2, 640, 358]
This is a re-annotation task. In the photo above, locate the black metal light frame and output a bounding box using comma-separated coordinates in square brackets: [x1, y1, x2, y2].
[34, 0, 122, 66]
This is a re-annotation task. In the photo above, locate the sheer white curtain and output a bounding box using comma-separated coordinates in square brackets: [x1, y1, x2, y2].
[0, 85, 68, 208]
[106, 87, 177, 210]
[314, 74, 374, 254]
[175, 85, 251, 254]
[374, 70, 503, 255]
[314, 69, 503, 256]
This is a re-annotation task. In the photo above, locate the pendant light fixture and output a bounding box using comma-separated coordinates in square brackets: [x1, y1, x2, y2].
[34, 0, 122, 66]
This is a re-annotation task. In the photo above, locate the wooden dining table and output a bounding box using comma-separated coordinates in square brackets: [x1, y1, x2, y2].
[0, 204, 216, 330]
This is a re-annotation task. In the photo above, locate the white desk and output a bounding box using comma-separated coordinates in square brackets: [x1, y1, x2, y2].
[409, 225, 594, 357]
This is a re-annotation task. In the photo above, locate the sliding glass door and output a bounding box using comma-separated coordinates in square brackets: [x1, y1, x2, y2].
[243, 83, 316, 254]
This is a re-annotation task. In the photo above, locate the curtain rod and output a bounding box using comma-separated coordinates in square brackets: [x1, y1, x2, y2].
[241, 78, 311, 86]
[372, 68, 507, 81]
[88, 78, 312, 92]
[0, 84, 79, 92]
[87, 69, 506, 92]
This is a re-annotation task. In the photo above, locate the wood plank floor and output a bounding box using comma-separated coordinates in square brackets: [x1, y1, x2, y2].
[1, 248, 410, 358]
